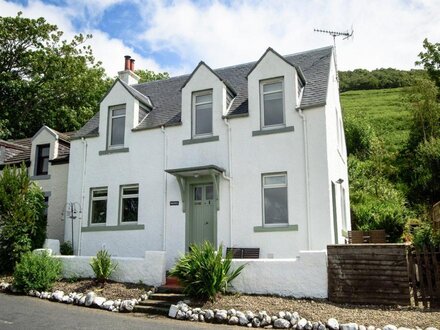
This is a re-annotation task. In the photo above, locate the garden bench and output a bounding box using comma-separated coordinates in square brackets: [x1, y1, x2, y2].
[226, 247, 260, 259]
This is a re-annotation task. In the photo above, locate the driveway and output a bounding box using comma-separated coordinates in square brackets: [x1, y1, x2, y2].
[0, 293, 229, 329]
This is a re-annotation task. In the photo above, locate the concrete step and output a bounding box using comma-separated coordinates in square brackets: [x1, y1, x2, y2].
[133, 305, 169, 316]
[149, 292, 187, 303]
[156, 285, 184, 294]
[138, 299, 173, 308]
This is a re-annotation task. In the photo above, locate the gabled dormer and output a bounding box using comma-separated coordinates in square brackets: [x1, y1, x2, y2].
[181, 61, 236, 145]
[247, 47, 305, 136]
[29, 126, 60, 179]
[98, 56, 153, 155]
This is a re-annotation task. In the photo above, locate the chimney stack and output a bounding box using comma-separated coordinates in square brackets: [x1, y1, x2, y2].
[119, 55, 140, 85]
[124, 55, 131, 71]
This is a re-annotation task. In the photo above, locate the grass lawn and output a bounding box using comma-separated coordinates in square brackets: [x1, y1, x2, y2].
[340, 88, 412, 154]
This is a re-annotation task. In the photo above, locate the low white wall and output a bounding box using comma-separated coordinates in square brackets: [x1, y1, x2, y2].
[229, 250, 327, 298]
[54, 251, 166, 287]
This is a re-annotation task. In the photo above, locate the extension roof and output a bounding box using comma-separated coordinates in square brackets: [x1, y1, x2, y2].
[73, 46, 333, 139]
[0, 129, 75, 167]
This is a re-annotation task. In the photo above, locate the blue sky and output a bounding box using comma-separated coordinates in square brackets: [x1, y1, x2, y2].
[1, 0, 440, 77]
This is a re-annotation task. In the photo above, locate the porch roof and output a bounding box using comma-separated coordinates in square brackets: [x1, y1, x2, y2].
[165, 164, 225, 177]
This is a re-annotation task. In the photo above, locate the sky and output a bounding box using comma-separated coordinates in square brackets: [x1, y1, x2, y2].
[1, 0, 440, 77]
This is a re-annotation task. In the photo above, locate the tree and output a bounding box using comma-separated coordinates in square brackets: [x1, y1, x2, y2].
[416, 38, 440, 89]
[0, 164, 46, 273]
[0, 12, 112, 139]
[134, 69, 169, 83]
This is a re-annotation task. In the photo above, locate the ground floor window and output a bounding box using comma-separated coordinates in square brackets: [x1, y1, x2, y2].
[90, 188, 107, 224]
[120, 185, 139, 223]
[262, 173, 288, 225]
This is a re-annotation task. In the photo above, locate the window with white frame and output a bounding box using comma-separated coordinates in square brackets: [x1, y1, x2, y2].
[262, 173, 288, 225]
[260, 78, 284, 128]
[120, 185, 139, 223]
[193, 91, 213, 137]
[108, 105, 126, 148]
[90, 188, 108, 225]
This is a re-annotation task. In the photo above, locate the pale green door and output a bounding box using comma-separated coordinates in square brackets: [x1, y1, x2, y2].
[189, 184, 215, 246]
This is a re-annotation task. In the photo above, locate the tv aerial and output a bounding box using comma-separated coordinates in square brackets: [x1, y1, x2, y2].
[314, 27, 354, 81]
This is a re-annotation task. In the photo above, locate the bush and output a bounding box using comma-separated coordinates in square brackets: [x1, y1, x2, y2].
[343, 115, 375, 159]
[90, 249, 117, 283]
[0, 164, 46, 273]
[60, 241, 73, 255]
[169, 241, 245, 301]
[13, 251, 62, 292]
[412, 223, 440, 248]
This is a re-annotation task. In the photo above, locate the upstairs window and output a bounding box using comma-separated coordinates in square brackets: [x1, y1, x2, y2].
[35, 144, 50, 175]
[108, 105, 126, 148]
[120, 185, 139, 223]
[193, 91, 213, 137]
[262, 173, 288, 225]
[90, 188, 108, 225]
[261, 78, 284, 128]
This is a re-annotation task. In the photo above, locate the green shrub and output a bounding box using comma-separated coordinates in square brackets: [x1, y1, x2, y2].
[0, 164, 46, 273]
[412, 223, 440, 248]
[90, 249, 117, 283]
[343, 115, 375, 159]
[60, 241, 73, 255]
[169, 241, 245, 301]
[13, 251, 62, 292]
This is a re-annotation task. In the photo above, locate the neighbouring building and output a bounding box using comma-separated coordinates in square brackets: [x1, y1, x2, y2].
[66, 46, 351, 268]
[0, 126, 73, 243]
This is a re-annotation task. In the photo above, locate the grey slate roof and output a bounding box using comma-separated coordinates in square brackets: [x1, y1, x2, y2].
[73, 46, 333, 138]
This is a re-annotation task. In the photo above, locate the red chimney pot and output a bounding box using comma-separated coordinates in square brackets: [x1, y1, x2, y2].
[130, 58, 135, 71]
[124, 55, 131, 70]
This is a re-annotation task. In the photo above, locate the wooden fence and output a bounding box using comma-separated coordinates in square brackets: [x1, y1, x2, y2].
[328, 244, 411, 305]
[407, 245, 440, 308]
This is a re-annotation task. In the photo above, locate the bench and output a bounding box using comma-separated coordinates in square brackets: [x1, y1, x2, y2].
[226, 247, 260, 259]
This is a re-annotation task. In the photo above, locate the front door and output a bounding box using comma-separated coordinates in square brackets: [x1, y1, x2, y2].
[189, 183, 215, 247]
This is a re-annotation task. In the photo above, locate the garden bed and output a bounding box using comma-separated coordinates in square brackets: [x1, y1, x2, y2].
[1, 276, 439, 328]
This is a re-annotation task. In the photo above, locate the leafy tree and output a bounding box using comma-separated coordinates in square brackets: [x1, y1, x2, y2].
[0, 164, 46, 273]
[0, 12, 112, 139]
[343, 114, 375, 159]
[134, 69, 169, 83]
[416, 38, 440, 89]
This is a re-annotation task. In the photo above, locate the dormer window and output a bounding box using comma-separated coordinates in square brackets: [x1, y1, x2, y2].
[261, 78, 284, 128]
[193, 90, 213, 137]
[35, 144, 50, 175]
[108, 105, 126, 148]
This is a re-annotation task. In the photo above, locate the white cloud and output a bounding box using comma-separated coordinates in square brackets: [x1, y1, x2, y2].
[141, 0, 440, 71]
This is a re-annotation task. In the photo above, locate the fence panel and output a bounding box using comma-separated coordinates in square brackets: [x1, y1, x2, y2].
[328, 244, 411, 305]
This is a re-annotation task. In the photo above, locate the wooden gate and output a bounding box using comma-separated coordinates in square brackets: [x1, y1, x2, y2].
[407, 244, 440, 308]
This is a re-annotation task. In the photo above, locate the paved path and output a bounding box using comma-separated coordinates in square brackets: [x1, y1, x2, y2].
[0, 293, 229, 329]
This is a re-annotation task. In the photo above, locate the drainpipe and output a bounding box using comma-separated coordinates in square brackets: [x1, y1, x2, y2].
[223, 118, 233, 247]
[161, 126, 168, 251]
[297, 108, 311, 250]
[78, 137, 88, 255]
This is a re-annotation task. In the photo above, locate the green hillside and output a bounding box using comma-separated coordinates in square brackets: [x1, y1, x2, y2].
[340, 88, 411, 154]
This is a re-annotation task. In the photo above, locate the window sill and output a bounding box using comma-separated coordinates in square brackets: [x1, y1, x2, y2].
[182, 135, 219, 145]
[99, 147, 129, 155]
[30, 174, 51, 180]
[252, 126, 294, 137]
[254, 224, 298, 232]
[81, 224, 144, 232]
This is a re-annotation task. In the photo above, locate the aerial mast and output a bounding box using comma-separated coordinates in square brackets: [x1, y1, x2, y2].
[314, 28, 353, 81]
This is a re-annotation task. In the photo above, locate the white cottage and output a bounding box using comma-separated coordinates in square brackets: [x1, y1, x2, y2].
[66, 46, 350, 269]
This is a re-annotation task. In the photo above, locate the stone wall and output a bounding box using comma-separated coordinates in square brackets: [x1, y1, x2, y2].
[229, 250, 327, 298]
[54, 251, 166, 286]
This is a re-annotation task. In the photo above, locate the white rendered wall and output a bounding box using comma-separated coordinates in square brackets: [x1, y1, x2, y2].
[54, 251, 166, 286]
[229, 250, 328, 298]
[31, 127, 68, 242]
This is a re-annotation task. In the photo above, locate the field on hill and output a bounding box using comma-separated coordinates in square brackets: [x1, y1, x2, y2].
[340, 88, 411, 154]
